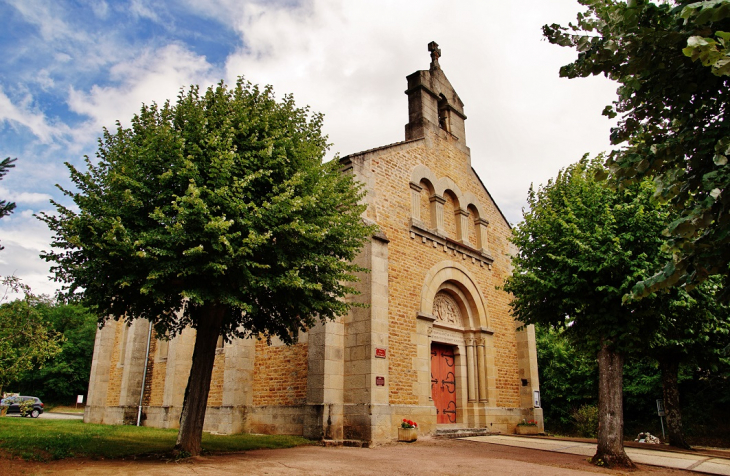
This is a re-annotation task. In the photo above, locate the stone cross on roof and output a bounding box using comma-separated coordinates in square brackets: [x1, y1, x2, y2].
[428, 41, 441, 69]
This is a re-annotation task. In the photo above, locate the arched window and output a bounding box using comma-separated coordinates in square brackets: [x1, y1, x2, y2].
[443, 190, 459, 238]
[420, 179, 435, 228]
[438, 94, 451, 133]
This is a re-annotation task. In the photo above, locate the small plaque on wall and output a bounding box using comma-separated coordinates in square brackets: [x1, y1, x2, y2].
[376, 376, 385, 386]
[375, 347, 386, 358]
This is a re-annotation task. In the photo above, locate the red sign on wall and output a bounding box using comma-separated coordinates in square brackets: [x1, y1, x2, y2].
[376, 376, 385, 386]
[375, 347, 386, 358]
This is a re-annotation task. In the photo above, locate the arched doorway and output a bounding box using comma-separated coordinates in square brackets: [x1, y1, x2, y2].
[417, 261, 497, 427]
[430, 289, 465, 424]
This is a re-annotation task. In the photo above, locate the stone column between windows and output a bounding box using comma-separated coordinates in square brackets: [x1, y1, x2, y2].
[476, 218, 489, 253]
[456, 208, 470, 245]
[410, 182, 423, 222]
[465, 336, 477, 402]
[430, 195, 446, 234]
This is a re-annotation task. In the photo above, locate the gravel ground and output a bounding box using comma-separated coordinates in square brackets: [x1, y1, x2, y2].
[1, 437, 698, 476]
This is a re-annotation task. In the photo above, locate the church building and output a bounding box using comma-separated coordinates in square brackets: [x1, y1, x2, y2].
[84, 42, 543, 445]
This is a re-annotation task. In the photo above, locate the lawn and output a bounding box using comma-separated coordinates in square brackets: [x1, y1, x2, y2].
[0, 418, 312, 461]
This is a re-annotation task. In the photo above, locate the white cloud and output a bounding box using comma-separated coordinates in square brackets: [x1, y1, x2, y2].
[89, 0, 109, 19]
[0, 210, 58, 298]
[130, 0, 161, 22]
[0, 89, 68, 143]
[67, 43, 218, 142]
[6, 0, 84, 43]
[0, 187, 52, 206]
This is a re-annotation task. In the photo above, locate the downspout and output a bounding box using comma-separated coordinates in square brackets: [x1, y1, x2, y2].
[137, 320, 153, 426]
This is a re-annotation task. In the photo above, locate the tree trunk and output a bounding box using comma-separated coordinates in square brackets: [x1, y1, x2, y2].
[660, 356, 691, 449]
[592, 343, 635, 468]
[174, 304, 225, 455]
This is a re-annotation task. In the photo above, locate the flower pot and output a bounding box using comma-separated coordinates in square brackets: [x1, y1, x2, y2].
[515, 425, 539, 435]
[398, 427, 418, 442]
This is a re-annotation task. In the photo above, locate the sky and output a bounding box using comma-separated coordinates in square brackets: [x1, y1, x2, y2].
[0, 0, 619, 297]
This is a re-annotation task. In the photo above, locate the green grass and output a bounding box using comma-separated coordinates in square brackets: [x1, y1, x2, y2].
[0, 418, 312, 461]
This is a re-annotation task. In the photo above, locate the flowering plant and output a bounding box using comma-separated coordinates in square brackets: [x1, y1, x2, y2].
[401, 418, 418, 429]
[517, 419, 538, 426]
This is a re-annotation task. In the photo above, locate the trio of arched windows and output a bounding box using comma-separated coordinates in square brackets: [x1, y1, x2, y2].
[409, 165, 489, 253]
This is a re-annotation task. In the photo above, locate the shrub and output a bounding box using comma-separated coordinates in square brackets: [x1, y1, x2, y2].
[572, 404, 599, 438]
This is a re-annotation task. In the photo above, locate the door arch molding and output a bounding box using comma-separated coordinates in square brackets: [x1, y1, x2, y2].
[419, 261, 489, 330]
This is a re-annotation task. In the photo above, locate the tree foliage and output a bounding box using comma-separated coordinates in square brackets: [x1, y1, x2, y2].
[0, 157, 16, 219]
[503, 156, 671, 467]
[535, 325, 598, 432]
[649, 277, 730, 365]
[0, 157, 17, 251]
[40, 79, 373, 343]
[683, 1, 730, 76]
[504, 157, 668, 354]
[646, 278, 730, 447]
[14, 302, 97, 402]
[0, 277, 64, 396]
[543, 0, 730, 297]
[38, 78, 375, 455]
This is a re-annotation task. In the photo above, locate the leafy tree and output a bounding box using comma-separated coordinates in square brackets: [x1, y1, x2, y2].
[535, 325, 598, 432]
[538, 309, 730, 447]
[14, 302, 97, 402]
[543, 0, 730, 297]
[0, 276, 64, 396]
[643, 279, 730, 448]
[503, 157, 670, 468]
[537, 285, 730, 448]
[39, 79, 374, 455]
[622, 356, 662, 431]
[0, 157, 17, 251]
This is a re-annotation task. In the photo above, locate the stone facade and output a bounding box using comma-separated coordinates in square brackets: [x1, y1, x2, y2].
[84, 43, 543, 444]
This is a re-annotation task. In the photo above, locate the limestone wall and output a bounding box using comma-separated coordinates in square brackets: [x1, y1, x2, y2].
[348, 128, 521, 411]
[252, 339, 309, 406]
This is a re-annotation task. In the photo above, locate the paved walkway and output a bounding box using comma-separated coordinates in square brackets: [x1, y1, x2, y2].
[465, 435, 730, 475]
[4, 412, 83, 420]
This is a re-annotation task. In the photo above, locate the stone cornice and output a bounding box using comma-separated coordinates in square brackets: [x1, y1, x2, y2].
[410, 220, 494, 268]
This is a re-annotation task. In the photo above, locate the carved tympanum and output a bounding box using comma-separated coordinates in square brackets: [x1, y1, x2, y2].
[433, 292, 460, 325]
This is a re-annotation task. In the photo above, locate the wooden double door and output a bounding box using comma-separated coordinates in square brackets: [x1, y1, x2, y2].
[431, 343, 457, 424]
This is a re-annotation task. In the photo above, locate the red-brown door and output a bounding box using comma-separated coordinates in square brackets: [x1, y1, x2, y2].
[431, 343, 457, 424]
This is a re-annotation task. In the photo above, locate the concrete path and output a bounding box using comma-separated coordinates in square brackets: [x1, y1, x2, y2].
[40, 412, 84, 420]
[3, 412, 83, 420]
[465, 435, 730, 475]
